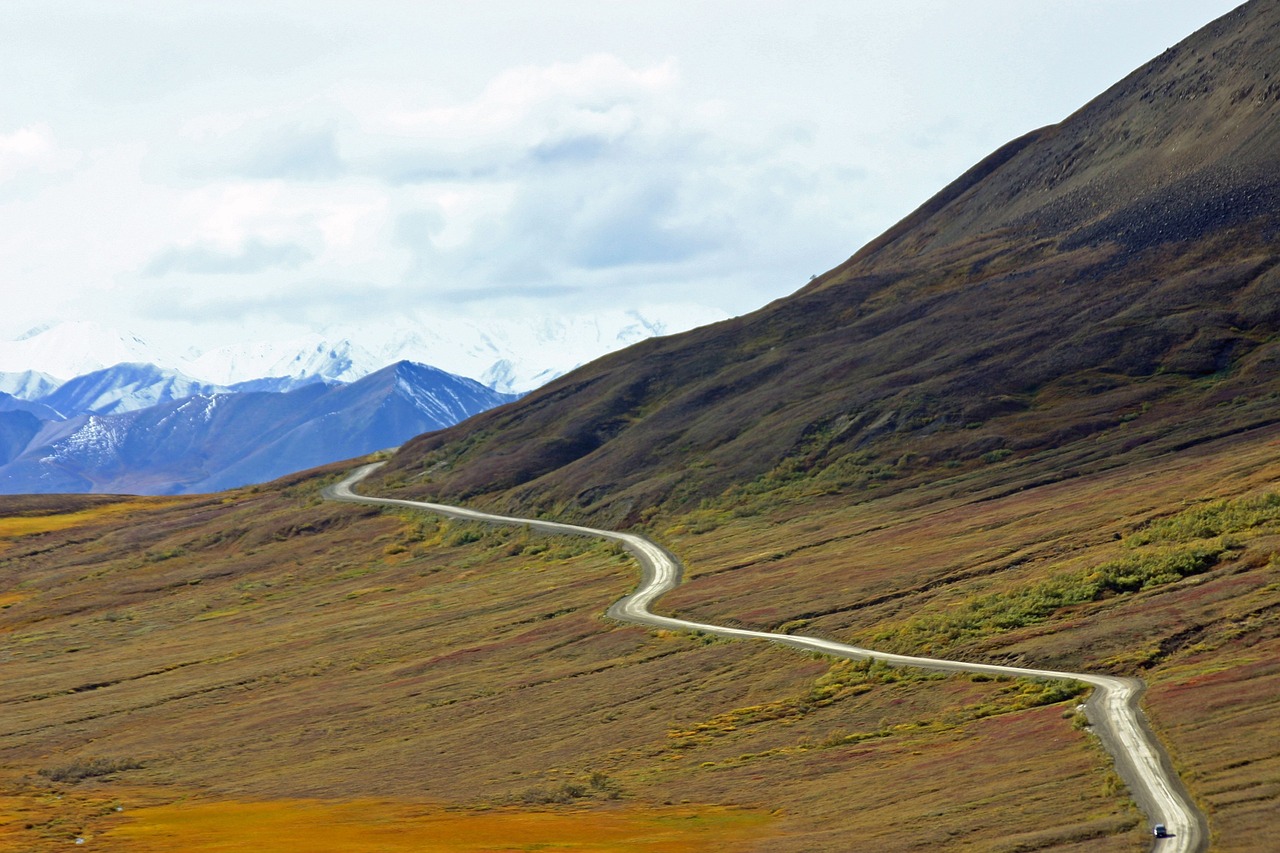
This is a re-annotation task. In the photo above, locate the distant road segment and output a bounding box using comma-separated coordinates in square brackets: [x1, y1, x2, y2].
[326, 462, 1207, 853]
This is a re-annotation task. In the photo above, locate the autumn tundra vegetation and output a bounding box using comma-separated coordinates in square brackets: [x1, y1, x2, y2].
[4, 1, 1280, 850]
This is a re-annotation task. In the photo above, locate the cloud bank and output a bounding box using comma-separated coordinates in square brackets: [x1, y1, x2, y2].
[0, 1, 1244, 355]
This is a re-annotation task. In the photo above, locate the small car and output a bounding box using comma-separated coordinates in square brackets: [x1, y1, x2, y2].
[1153, 824, 1169, 838]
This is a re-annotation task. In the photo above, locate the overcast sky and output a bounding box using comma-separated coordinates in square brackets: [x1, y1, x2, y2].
[0, 1, 1243, 354]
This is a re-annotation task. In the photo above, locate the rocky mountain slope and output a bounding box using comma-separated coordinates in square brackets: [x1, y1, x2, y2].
[39, 363, 223, 417]
[374, 0, 1280, 526]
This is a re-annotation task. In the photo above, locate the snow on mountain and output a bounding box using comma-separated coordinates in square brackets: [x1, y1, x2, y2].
[184, 336, 382, 386]
[47, 413, 129, 467]
[383, 361, 513, 426]
[39, 363, 226, 416]
[181, 310, 720, 393]
[352, 307, 730, 393]
[1, 306, 729, 395]
[0, 322, 158, 380]
[480, 359, 560, 395]
[0, 370, 62, 400]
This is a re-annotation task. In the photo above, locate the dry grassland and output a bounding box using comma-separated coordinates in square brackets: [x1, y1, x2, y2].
[0, 497, 178, 543]
[0, 462, 1129, 851]
[3, 423, 1278, 849]
[0, 784, 769, 851]
[660, 424, 1280, 850]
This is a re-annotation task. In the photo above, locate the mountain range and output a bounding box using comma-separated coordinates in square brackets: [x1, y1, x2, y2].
[1, 308, 726, 396]
[0, 306, 707, 494]
[0, 360, 516, 494]
[0, 303, 709, 495]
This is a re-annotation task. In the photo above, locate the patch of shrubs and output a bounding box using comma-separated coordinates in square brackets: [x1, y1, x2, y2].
[447, 528, 485, 547]
[1126, 491, 1280, 546]
[870, 543, 1226, 654]
[38, 757, 144, 783]
[504, 772, 622, 805]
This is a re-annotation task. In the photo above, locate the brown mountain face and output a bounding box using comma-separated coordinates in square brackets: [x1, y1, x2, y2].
[377, 1, 1280, 524]
[848, 1, 1280, 265]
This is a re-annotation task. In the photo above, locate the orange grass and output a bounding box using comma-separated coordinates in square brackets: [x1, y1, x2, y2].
[94, 797, 773, 852]
[0, 499, 179, 541]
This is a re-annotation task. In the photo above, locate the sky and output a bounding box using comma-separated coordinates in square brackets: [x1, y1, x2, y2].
[0, 0, 1244, 357]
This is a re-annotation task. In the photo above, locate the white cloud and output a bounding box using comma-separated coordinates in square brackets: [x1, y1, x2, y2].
[0, 124, 78, 182]
[376, 54, 676, 142]
[0, 0, 1247, 354]
[143, 239, 313, 276]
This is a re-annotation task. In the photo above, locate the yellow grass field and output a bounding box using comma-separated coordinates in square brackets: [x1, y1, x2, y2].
[0, 498, 178, 543]
[0, 789, 772, 852]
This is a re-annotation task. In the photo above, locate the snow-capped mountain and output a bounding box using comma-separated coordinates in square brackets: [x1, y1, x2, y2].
[0, 322, 156, 381]
[0, 306, 726, 493]
[0, 361, 518, 495]
[0, 370, 61, 400]
[38, 363, 225, 417]
[179, 310, 723, 393]
[352, 309, 727, 393]
[184, 336, 382, 386]
[0, 308, 728, 396]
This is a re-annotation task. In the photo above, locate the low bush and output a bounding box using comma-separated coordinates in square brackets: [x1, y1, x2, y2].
[1127, 491, 1280, 546]
[38, 756, 143, 782]
[869, 544, 1225, 654]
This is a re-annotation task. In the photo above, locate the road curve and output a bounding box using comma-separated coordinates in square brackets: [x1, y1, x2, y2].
[326, 462, 1207, 852]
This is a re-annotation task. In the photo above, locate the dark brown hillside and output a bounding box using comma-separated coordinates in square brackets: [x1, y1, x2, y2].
[843, 0, 1280, 266]
[376, 0, 1280, 522]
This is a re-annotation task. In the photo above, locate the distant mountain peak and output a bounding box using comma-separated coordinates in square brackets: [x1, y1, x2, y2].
[0, 356, 518, 495]
[0, 370, 62, 401]
[0, 321, 159, 381]
[39, 363, 225, 417]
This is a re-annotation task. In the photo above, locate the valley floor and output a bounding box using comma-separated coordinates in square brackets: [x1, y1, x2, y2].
[1, 424, 1278, 849]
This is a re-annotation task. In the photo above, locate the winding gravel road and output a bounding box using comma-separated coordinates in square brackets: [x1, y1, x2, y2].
[326, 463, 1207, 852]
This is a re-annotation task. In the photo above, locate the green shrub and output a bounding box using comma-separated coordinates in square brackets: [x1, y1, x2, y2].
[1127, 492, 1280, 546]
[447, 529, 484, 546]
[870, 544, 1224, 653]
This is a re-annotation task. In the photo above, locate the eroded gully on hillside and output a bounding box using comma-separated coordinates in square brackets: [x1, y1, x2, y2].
[325, 462, 1207, 853]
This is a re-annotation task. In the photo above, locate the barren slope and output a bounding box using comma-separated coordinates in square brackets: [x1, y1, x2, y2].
[372, 1, 1280, 529]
